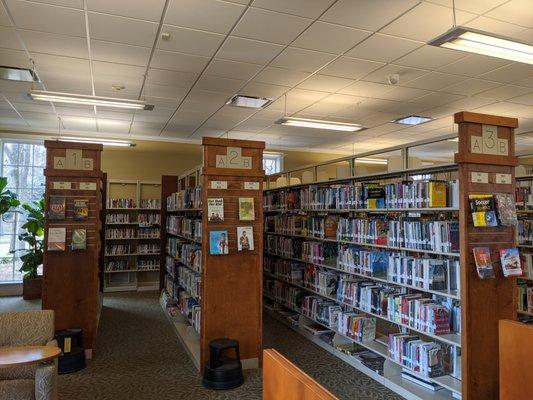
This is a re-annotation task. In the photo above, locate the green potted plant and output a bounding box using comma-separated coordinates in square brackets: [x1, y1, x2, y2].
[15, 199, 45, 300]
[0, 177, 20, 216]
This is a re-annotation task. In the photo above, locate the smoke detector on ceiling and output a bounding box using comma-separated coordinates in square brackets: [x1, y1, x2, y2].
[161, 32, 171, 41]
[112, 84, 125, 91]
[387, 74, 400, 85]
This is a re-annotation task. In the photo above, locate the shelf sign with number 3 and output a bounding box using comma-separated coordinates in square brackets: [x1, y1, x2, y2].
[471, 125, 508, 156]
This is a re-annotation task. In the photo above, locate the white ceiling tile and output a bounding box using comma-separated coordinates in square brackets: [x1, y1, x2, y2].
[338, 81, 392, 97]
[19, 30, 88, 59]
[438, 54, 511, 76]
[144, 95, 180, 108]
[381, 2, 476, 41]
[512, 76, 533, 89]
[345, 33, 421, 63]
[233, 7, 312, 45]
[318, 57, 384, 79]
[204, 59, 262, 80]
[474, 85, 532, 100]
[97, 118, 131, 134]
[377, 86, 431, 102]
[31, 53, 90, 77]
[252, 0, 335, 19]
[97, 110, 135, 121]
[131, 121, 167, 136]
[91, 40, 150, 66]
[217, 36, 284, 65]
[292, 21, 371, 54]
[195, 75, 245, 94]
[465, 16, 529, 37]
[508, 93, 533, 106]
[226, 131, 257, 140]
[443, 78, 502, 96]
[321, 0, 418, 31]
[144, 83, 189, 100]
[394, 45, 466, 70]
[133, 107, 174, 123]
[253, 67, 310, 87]
[296, 74, 352, 92]
[414, 92, 464, 106]
[240, 81, 289, 98]
[165, 0, 246, 34]
[279, 88, 330, 112]
[5, 0, 85, 36]
[444, 96, 497, 110]
[40, 73, 92, 93]
[425, 0, 509, 14]
[362, 64, 429, 85]
[61, 115, 97, 131]
[147, 68, 198, 88]
[270, 47, 336, 73]
[151, 50, 210, 72]
[404, 72, 466, 90]
[480, 63, 533, 84]
[158, 25, 225, 57]
[93, 62, 146, 81]
[232, 117, 273, 132]
[0, 1, 12, 26]
[485, 0, 533, 28]
[27, 1, 83, 8]
[0, 26, 22, 50]
[93, 77, 141, 97]
[88, 12, 158, 47]
[8, 102, 54, 114]
[87, 0, 166, 22]
[474, 101, 523, 116]
[512, 28, 533, 45]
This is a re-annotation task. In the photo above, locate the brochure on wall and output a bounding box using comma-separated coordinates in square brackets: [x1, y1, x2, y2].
[71, 229, 87, 250]
[237, 226, 253, 251]
[472, 247, 496, 279]
[499, 248, 522, 277]
[207, 198, 224, 222]
[209, 230, 228, 255]
[48, 195, 66, 220]
[238, 197, 255, 221]
[48, 227, 66, 251]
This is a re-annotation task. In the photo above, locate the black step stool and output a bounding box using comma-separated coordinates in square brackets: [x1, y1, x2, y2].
[54, 328, 86, 374]
[202, 338, 244, 390]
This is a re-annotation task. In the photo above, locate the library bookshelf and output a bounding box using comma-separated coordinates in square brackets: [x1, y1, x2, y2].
[103, 180, 161, 292]
[160, 138, 265, 373]
[515, 173, 533, 322]
[262, 112, 519, 400]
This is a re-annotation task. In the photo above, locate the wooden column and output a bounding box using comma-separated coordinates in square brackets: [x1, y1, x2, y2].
[200, 137, 265, 369]
[159, 175, 179, 290]
[454, 112, 518, 400]
[42, 141, 103, 355]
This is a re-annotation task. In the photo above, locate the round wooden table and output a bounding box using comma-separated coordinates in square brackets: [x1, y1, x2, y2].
[0, 346, 61, 368]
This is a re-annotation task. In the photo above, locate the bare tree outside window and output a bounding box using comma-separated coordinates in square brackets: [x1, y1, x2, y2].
[0, 141, 45, 282]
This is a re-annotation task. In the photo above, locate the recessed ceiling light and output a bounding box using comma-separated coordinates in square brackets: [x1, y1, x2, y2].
[53, 137, 136, 147]
[428, 26, 533, 65]
[1, 66, 39, 82]
[276, 117, 365, 132]
[226, 94, 272, 109]
[393, 115, 434, 126]
[30, 90, 154, 110]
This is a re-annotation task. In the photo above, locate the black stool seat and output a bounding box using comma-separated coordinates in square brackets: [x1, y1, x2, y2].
[202, 338, 244, 390]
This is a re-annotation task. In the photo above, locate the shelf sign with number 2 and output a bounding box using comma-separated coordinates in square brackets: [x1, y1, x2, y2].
[471, 125, 508, 156]
[216, 147, 252, 169]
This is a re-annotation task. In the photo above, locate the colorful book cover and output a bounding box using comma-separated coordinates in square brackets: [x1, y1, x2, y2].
[237, 226, 253, 251]
[429, 181, 447, 208]
[499, 248, 522, 277]
[48, 195, 66, 220]
[366, 186, 385, 209]
[47, 227, 66, 251]
[473, 247, 495, 279]
[73, 199, 89, 221]
[238, 197, 255, 221]
[469, 194, 498, 227]
[207, 198, 224, 222]
[71, 229, 87, 250]
[209, 230, 228, 255]
[494, 193, 518, 226]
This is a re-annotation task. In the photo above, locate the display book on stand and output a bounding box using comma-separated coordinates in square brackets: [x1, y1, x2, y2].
[103, 180, 162, 292]
[515, 175, 533, 323]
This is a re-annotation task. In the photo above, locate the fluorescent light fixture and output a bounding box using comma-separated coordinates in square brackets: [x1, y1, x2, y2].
[226, 94, 272, 109]
[30, 90, 154, 110]
[393, 115, 433, 126]
[276, 117, 365, 132]
[1, 66, 39, 82]
[53, 137, 136, 147]
[355, 157, 387, 165]
[448, 138, 459, 142]
[429, 26, 533, 65]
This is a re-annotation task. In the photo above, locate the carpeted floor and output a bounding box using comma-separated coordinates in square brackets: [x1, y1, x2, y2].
[1, 292, 401, 400]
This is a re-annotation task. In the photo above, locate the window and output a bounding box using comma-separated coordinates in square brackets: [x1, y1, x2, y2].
[263, 152, 283, 175]
[0, 141, 46, 283]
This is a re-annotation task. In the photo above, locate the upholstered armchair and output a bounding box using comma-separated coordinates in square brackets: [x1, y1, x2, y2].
[0, 310, 58, 400]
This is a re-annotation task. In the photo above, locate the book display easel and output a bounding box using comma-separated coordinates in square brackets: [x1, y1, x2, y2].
[262, 112, 519, 400]
[42, 140, 103, 356]
[104, 180, 161, 292]
[160, 138, 265, 372]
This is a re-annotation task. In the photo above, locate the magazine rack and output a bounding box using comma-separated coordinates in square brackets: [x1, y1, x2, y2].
[454, 111, 518, 400]
[42, 140, 103, 356]
[200, 137, 265, 369]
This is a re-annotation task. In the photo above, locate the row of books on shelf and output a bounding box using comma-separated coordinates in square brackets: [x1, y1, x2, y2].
[105, 260, 159, 271]
[264, 180, 459, 211]
[138, 213, 160, 226]
[264, 282, 460, 380]
[517, 220, 533, 246]
[106, 228, 135, 239]
[138, 228, 160, 239]
[105, 244, 160, 255]
[106, 213, 133, 224]
[265, 215, 338, 239]
[515, 183, 533, 210]
[167, 187, 202, 211]
[166, 216, 202, 241]
[177, 288, 201, 335]
[177, 265, 201, 300]
[264, 258, 461, 335]
[517, 283, 533, 314]
[139, 199, 160, 209]
[166, 239, 202, 273]
[108, 198, 136, 209]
